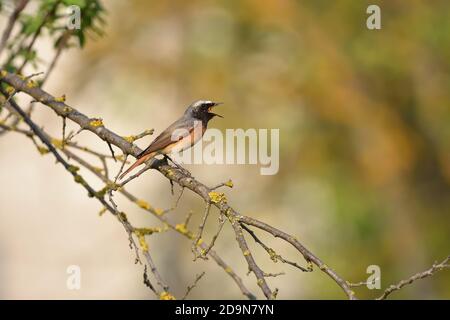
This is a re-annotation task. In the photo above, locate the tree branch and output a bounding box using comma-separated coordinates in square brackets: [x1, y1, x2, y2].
[377, 256, 450, 300]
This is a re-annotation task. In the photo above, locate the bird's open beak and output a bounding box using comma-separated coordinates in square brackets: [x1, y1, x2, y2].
[208, 102, 223, 118]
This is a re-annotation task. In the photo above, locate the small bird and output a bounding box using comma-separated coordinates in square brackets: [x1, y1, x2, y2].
[119, 100, 223, 180]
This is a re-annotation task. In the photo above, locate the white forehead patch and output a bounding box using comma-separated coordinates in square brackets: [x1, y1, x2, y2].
[192, 100, 213, 108]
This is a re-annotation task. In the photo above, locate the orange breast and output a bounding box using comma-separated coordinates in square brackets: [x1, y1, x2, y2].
[161, 122, 205, 155]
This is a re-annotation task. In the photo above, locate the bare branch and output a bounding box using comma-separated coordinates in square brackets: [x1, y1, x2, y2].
[192, 202, 212, 260]
[202, 213, 226, 258]
[377, 256, 450, 300]
[182, 272, 206, 300]
[242, 224, 312, 273]
[143, 265, 157, 295]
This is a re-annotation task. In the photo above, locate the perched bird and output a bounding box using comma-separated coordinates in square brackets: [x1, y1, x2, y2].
[119, 100, 222, 180]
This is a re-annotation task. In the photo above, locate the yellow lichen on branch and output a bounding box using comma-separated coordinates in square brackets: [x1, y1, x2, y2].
[135, 227, 166, 236]
[26, 80, 38, 88]
[135, 230, 149, 252]
[89, 118, 104, 127]
[208, 191, 227, 204]
[136, 199, 151, 210]
[123, 135, 136, 143]
[225, 179, 234, 188]
[160, 291, 176, 300]
[51, 138, 64, 149]
[54, 95, 66, 102]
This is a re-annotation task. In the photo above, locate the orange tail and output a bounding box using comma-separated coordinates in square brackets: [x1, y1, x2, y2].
[119, 153, 155, 180]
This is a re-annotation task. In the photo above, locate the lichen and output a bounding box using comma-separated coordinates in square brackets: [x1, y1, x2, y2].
[89, 118, 104, 127]
[175, 223, 188, 234]
[208, 191, 227, 204]
[243, 250, 250, 256]
[0, 70, 7, 77]
[267, 248, 278, 262]
[154, 208, 164, 216]
[63, 106, 72, 113]
[271, 289, 279, 299]
[93, 167, 104, 174]
[135, 230, 148, 252]
[166, 169, 174, 178]
[225, 179, 234, 188]
[135, 227, 163, 236]
[73, 174, 84, 184]
[37, 146, 49, 155]
[159, 291, 176, 300]
[5, 86, 15, 95]
[116, 154, 126, 162]
[320, 264, 328, 271]
[51, 138, 63, 149]
[118, 212, 128, 222]
[54, 95, 66, 102]
[123, 135, 136, 143]
[67, 165, 80, 174]
[95, 186, 109, 198]
[26, 79, 38, 88]
[175, 223, 194, 239]
[136, 199, 151, 210]
[98, 207, 107, 216]
[224, 208, 232, 217]
[106, 182, 119, 191]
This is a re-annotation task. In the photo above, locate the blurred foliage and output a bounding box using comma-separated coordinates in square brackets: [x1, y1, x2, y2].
[0, 0, 105, 74]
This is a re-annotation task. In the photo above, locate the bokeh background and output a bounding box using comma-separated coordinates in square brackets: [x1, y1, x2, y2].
[0, 0, 449, 299]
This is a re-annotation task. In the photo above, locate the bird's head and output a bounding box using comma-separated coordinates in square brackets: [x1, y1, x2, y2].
[185, 100, 223, 122]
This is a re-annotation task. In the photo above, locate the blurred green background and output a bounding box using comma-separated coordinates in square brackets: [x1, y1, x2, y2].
[0, 0, 449, 299]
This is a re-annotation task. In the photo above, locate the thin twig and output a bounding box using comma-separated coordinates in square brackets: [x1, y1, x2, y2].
[230, 220, 274, 299]
[143, 265, 157, 295]
[107, 141, 117, 162]
[118, 159, 155, 187]
[264, 272, 285, 277]
[202, 213, 226, 258]
[347, 279, 378, 288]
[242, 224, 312, 273]
[142, 249, 170, 295]
[377, 256, 450, 300]
[192, 202, 212, 260]
[182, 272, 206, 300]
[211, 179, 234, 190]
[61, 117, 67, 147]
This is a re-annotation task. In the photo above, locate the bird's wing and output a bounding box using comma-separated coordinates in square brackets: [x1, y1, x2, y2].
[137, 117, 196, 158]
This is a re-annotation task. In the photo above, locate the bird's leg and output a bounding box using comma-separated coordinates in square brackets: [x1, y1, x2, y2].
[164, 155, 192, 177]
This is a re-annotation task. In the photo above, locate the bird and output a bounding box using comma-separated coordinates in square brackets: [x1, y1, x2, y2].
[119, 100, 223, 180]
